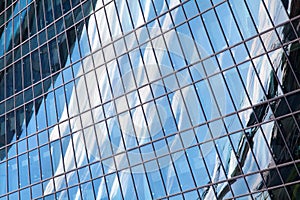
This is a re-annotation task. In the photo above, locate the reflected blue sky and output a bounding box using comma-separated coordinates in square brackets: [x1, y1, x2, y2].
[0, 0, 299, 199]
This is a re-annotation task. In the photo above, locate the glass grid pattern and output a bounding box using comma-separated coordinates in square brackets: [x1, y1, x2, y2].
[0, 0, 300, 199]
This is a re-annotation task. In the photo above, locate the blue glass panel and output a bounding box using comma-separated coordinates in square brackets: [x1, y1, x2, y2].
[90, 163, 103, 179]
[195, 80, 220, 121]
[93, 177, 108, 200]
[35, 98, 47, 131]
[106, 173, 123, 199]
[202, 10, 227, 53]
[172, 151, 195, 190]
[64, 81, 79, 117]
[132, 165, 152, 199]
[68, 186, 81, 199]
[171, 6, 186, 26]
[245, 0, 272, 32]
[145, 160, 166, 199]
[229, 0, 257, 39]
[78, 166, 91, 183]
[188, 16, 213, 57]
[81, 182, 95, 200]
[216, 3, 242, 46]
[183, 1, 199, 19]
[152, 0, 168, 15]
[186, 146, 210, 186]
[8, 158, 18, 192]
[18, 153, 29, 188]
[231, 177, 250, 196]
[61, 136, 76, 171]
[28, 135, 37, 151]
[158, 155, 181, 195]
[127, 0, 144, 28]
[78, 23, 91, 57]
[20, 188, 30, 200]
[201, 141, 226, 182]
[118, 169, 137, 199]
[196, 0, 212, 11]
[50, 140, 64, 175]
[0, 162, 7, 195]
[45, 92, 57, 127]
[31, 183, 42, 199]
[54, 86, 66, 121]
[66, 171, 79, 187]
[29, 149, 41, 184]
[56, 190, 68, 200]
[40, 145, 53, 180]
[156, 96, 177, 136]
[139, 0, 156, 22]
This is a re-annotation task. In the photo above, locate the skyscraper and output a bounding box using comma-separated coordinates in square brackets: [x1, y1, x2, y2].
[1, 0, 300, 199]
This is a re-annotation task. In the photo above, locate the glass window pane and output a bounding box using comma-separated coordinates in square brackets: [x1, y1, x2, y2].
[229, 0, 257, 39]
[202, 10, 227, 53]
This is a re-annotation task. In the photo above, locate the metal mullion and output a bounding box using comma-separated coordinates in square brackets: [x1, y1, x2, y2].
[82, 3, 122, 199]
[3, 1, 300, 198]
[80, 16, 109, 200]
[1, 51, 299, 128]
[272, 119, 300, 175]
[5, 74, 300, 158]
[173, 1, 219, 196]
[85, 13, 114, 200]
[67, 129, 83, 197]
[11, 7, 15, 59]
[207, 2, 257, 198]
[114, 0, 156, 197]
[132, 0, 179, 196]
[0, 0, 204, 67]
[135, 0, 181, 196]
[224, 0, 262, 131]
[256, 124, 289, 193]
[239, 0, 279, 107]
[238, 1, 293, 198]
[192, 3, 238, 197]
[38, 143, 55, 196]
[140, 0, 185, 195]
[149, 0, 184, 181]
[28, 147, 43, 198]
[3, 20, 297, 92]
[274, 114, 300, 168]
[222, 8, 293, 190]
[188, 0, 249, 197]
[0, 0, 90, 63]
[258, 0, 300, 136]
[3, 117, 300, 199]
[43, 57, 70, 199]
[58, 11, 86, 194]
[149, 0, 199, 196]
[245, 0, 300, 173]
[70, 53, 94, 200]
[165, 1, 213, 197]
[112, 0, 153, 198]
[0, 9, 297, 90]
[5, 122, 300, 192]
[214, 1, 266, 197]
[129, 0, 170, 160]
[97, 1, 127, 198]
[0, 130, 293, 196]
[279, 43, 300, 88]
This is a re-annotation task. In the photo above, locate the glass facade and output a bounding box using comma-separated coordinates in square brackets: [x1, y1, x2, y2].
[1, 0, 300, 199]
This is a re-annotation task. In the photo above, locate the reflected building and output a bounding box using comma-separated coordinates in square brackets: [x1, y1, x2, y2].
[1, 0, 300, 199]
